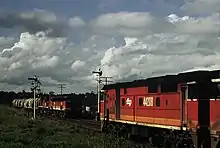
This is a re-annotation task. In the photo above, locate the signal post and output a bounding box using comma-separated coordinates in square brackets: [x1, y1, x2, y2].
[92, 68, 102, 121]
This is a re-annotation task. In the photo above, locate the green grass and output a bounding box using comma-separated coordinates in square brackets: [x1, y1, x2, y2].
[0, 105, 130, 148]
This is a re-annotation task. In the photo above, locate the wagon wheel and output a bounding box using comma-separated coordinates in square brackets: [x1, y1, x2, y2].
[118, 125, 126, 137]
[184, 136, 196, 148]
[59, 112, 63, 118]
[125, 130, 131, 140]
[112, 125, 119, 137]
[164, 138, 172, 148]
[63, 112, 67, 118]
[148, 137, 154, 146]
[106, 124, 114, 134]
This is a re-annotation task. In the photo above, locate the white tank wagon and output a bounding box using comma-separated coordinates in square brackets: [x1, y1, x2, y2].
[16, 99, 22, 107]
[14, 99, 20, 107]
[23, 98, 41, 109]
[17, 99, 21, 107]
[24, 99, 32, 108]
[12, 99, 17, 107]
[12, 99, 20, 107]
[12, 99, 30, 108]
[13, 99, 18, 107]
[36, 98, 41, 108]
[11, 98, 42, 108]
[22, 99, 28, 108]
[27, 99, 34, 108]
[21, 99, 27, 108]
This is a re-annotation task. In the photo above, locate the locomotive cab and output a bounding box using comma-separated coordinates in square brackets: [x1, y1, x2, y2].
[179, 77, 220, 148]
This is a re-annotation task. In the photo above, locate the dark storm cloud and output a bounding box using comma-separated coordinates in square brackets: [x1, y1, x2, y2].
[0, 10, 68, 37]
[0, 76, 29, 85]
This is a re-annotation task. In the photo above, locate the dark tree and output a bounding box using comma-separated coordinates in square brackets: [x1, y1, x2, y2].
[0, 89, 98, 111]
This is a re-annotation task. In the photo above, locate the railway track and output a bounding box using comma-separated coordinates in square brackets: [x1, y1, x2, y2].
[46, 116, 102, 132]
[19, 107, 101, 132]
[65, 118, 101, 132]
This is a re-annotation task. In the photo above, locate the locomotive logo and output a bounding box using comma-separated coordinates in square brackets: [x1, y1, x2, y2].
[143, 97, 153, 106]
[126, 98, 132, 106]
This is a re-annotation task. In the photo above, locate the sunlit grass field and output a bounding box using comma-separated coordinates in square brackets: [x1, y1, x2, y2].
[0, 105, 130, 148]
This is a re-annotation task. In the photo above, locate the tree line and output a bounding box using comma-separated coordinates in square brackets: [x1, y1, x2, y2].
[0, 90, 98, 107]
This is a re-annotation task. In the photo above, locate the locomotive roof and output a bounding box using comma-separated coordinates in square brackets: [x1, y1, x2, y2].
[102, 70, 220, 89]
[50, 95, 83, 101]
[50, 95, 74, 101]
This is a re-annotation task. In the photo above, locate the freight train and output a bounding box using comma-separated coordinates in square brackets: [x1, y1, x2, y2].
[100, 70, 220, 148]
[12, 95, 92, 119]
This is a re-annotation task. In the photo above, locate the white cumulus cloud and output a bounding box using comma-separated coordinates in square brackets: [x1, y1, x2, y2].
[100, 35, 220, 82]
[0, 32, 67, 85]
[71, 60, 85, 70]
[94, 12, 153, 28]
[92, 12, 172, 37]
[1, 1, 220, 93]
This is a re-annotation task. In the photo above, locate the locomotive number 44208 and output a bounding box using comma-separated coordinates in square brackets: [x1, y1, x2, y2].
[143, 97, 153, 106]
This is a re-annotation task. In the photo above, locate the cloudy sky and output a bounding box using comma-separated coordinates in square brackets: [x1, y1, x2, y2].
[0, 0, 220, 94]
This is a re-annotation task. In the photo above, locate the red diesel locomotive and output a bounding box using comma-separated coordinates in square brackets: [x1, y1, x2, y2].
[38, 95, 82, 118]
[100, 70, 220, 147]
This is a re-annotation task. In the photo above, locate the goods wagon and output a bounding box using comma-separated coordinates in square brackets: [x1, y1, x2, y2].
[82, 105, 96, 119]
[100, 70, 220, 148]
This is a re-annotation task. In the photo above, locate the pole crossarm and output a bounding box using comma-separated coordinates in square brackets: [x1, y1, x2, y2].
[100, 76, 113, 85]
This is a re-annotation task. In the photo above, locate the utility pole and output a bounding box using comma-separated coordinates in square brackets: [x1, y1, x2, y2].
[58, 84, 66, 95]
[218, 11, 220, 38]
[28, 75, 41, 120]
[92, 67, 102, 121]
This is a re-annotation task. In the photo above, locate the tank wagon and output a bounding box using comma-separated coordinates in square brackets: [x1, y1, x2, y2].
[12, 98, 41, 109]
[100, 70, 220, 148]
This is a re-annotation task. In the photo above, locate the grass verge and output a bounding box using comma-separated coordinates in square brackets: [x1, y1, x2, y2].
[0, 105, 131, 148]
